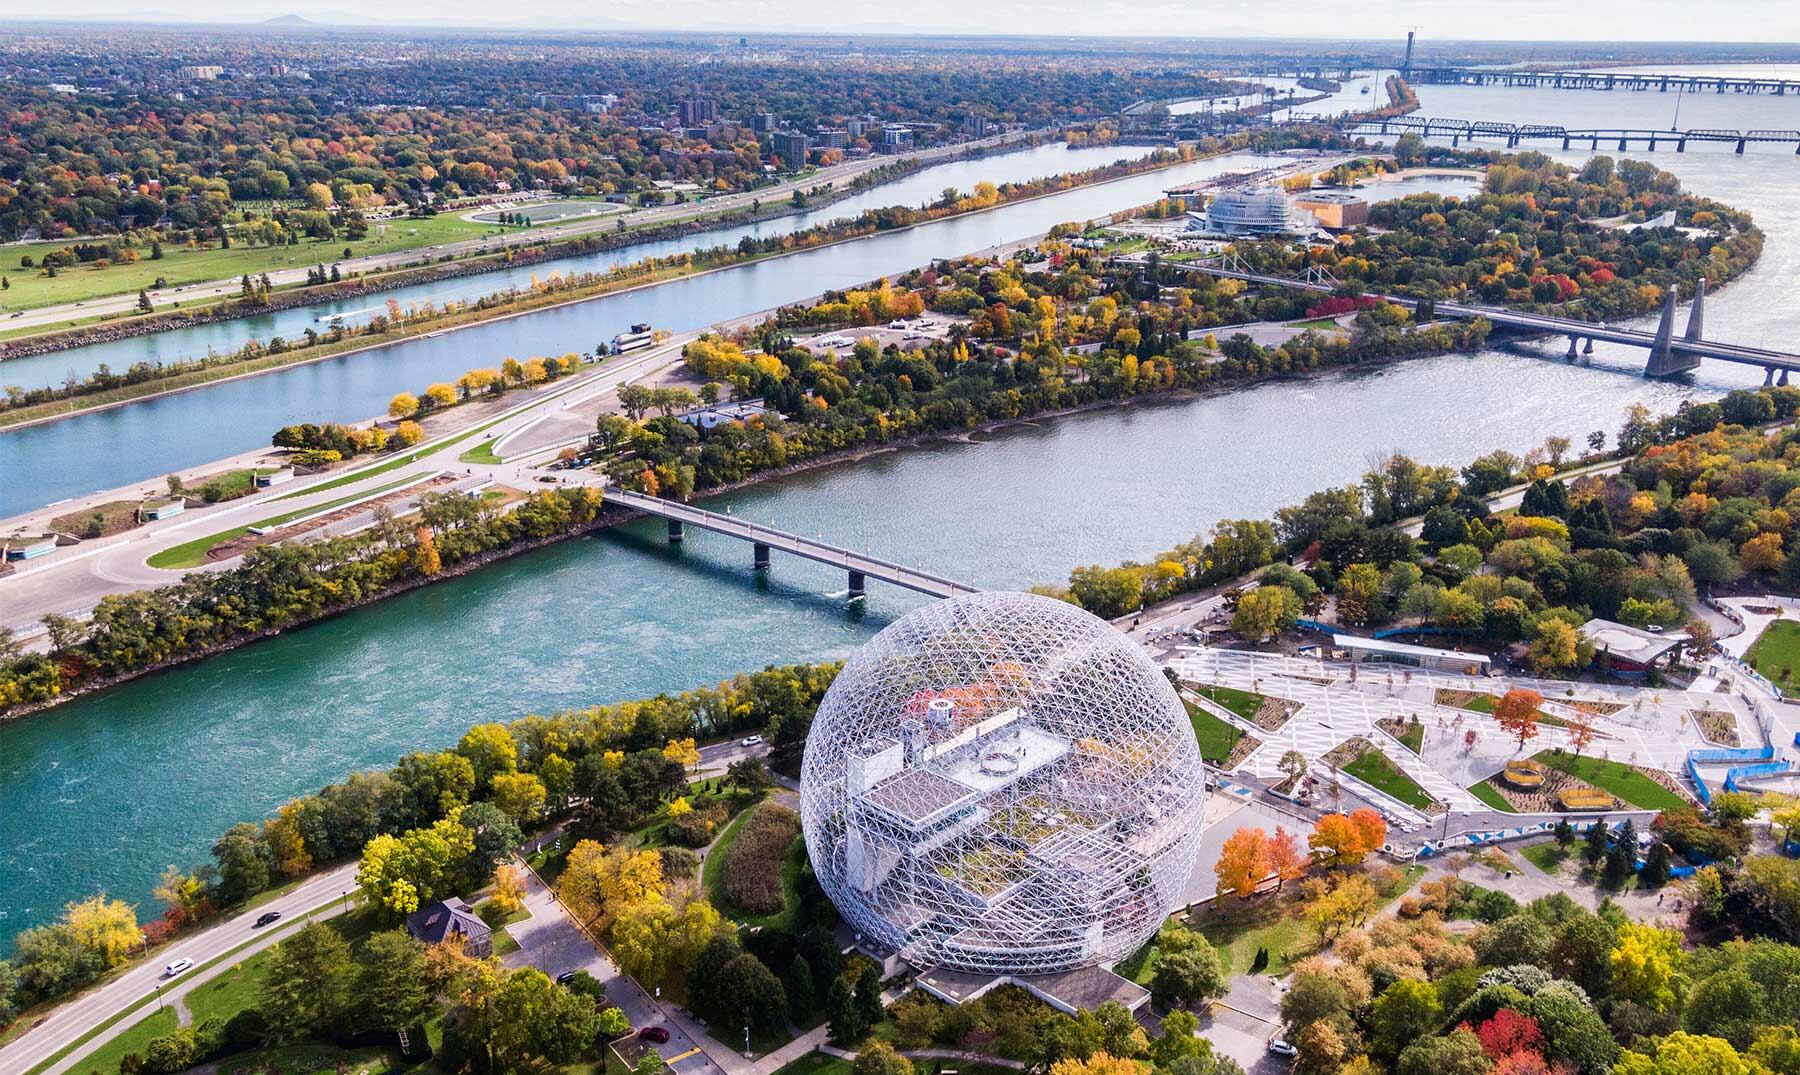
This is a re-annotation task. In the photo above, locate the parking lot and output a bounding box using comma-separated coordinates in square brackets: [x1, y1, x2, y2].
[796, 316, 964, 355]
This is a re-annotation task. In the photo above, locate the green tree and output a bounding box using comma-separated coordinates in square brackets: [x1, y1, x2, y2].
[853, 1039, 915, 1075]
[1232, 584, 1301, 642]
[784, 954, 817, 1022]
[1397, 1028, 1492, 1075]
[1150, 937, 1227, 1007]
[1684, 968, 1768, 1050]
[1370, 979, 1443, 1063]
[826, 975, 866, 1043]
[261, 921, 355, 1042]
[356, 930, 435, 1033]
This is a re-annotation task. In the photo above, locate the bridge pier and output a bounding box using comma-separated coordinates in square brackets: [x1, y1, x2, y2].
[1645, 283, 1702, 377]
[1583, 338, 1595, 355]
[1562, 136, 1571, 151]
[1765, 367, 1776, 387]
[753, 542, 770, 571]
[1784, 370, 1792, 388]
[1648, 134, 1657, 151]
[1737, 138, 1748, 154]
[1566, 336, 1580, 359]
[1685, 278, 1706, 343]
[847, 571, 867, 599]
[667, 518, 684, 544]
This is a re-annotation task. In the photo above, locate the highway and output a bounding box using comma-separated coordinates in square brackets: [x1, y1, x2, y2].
[0, 130, 1040, 336]
[0, 739, 769, 1075]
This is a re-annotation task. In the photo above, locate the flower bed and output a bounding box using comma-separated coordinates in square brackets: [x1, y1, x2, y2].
[1690, 707, 1741, 747]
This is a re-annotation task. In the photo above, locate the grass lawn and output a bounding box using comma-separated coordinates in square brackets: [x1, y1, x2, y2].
[0, 215, 501, 313]
[1183, 700, 1246, 765]
[1533, 750, 1687, 811]
[771, 1052, 853, 1075]
[1746, 619, 1800, 693]
[1458, 692, 1572, 729]
[1286, 315, 1341, 329]
[1187, 683, 1266, 722]
[50, 498, 143, 538]
[211, 1042, 403, 1075]
[1343, 748, 1437, 810]
[1521, 841, 1572, 873]
[1467, 780, 1518, 813]
[184, 950, 274, 1026]
[458, 438, 506, 465]
[63, 1007, 179, 1075]
[148, 473, 426, 569]
[1188, 901, 1308, 977]
[1393, 721, 1424, 754]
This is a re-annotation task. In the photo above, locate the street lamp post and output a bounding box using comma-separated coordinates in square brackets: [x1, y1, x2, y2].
[744, 1026, 752, 1059]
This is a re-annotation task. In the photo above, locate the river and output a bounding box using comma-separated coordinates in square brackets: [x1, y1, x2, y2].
[0, 149, 1287, 520]
[3, 70, 1800, 939]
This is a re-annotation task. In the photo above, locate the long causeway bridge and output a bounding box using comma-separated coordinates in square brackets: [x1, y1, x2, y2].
[1333, 113, 1800, 153]
[1135, 255, 1800, 380]
[1402, 67, 1800, 96]
[599, 486, 981, 600]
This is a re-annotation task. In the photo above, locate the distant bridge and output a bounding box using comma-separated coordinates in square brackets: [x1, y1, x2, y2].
[1336, 113, 1800, 153]
[600, 486, 981, 600]
[1402, 67, 1800, 96]
[1126, 255, 1800, 380]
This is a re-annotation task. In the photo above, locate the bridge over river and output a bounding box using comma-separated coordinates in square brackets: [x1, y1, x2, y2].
[585, 484, 982, 600]
[1332, 113, 1800, 154]
[1123, 255, 1800, 380]
[1401, 67, 1800, 96]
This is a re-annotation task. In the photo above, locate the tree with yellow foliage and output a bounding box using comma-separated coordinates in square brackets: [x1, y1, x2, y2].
[611, 898, 724, 985]
[265, 799, 314, 876]
[662, 737, 700, 772]
[423, 383, 457, 409]
[1611, 922, 1683, 1011]
[388, 392, 420, 419]
[64, 896, 144, 967]
[415, 526, 441, 577]
[1048, 1052, 1141, 1075]
[490, 863, 526, 915]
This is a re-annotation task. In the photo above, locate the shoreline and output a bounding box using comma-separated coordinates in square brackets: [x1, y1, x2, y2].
[0, 146, 1207, 434]
[0, 341, 1460, 726]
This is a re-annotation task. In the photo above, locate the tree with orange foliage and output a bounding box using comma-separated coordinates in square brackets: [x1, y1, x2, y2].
[1309, 808, 1388, 866]
[1215, 826, 1271, 900]
[1567, 718, 1597, 759]
[1268, 825, 1311, 890]
[1494, 688, 1543, 754]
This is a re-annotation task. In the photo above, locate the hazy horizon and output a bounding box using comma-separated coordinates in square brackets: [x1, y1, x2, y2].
[5, 1, 1800, 45]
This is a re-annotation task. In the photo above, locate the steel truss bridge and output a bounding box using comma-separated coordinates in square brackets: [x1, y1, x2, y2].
[1331, 113, 1800, 154]
[1402, 67, 1800, 96]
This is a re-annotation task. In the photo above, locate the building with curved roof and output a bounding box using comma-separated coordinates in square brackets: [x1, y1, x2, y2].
[1188, 186, 1303, 236]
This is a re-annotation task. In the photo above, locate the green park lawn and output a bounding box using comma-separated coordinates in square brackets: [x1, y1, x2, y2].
[1183, 699, 1246, 765]
[1344, 748, 1437, 810]
[1521, 841, 1572, 873]
[61, 1008, 179, 1075]
[1746, 619, 1800, 693]
[1286, 315, 1342, 329]
[772, 1054, 854, 1075]
[1467, 780, 1518, 813]
[1392, 720, 1424, 754]
[0, 214, 499, 313]
[147, 474, 425, 569]
[1533, 751, 1687, 810]
[701, 806, 805, 933]
[1187, 682, 1266, 722]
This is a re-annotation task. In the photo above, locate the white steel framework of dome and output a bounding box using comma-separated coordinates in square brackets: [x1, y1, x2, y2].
[800, 591, 1207, 977]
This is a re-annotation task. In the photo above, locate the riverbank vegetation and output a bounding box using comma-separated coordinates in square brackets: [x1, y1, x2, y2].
[0, 486, 603, 716]
[1234, 151, 1762, 321]
[1043, 386, 1800, 681]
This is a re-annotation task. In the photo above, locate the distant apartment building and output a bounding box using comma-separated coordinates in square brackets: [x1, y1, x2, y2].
[176, 65, 224, 81]
[846, 117, 875, 138]
[772, 130, 810, 170]
[532, 92, 618, 114]
[813, 127, 849, 150]
[679, 96, 719, 125]
[879, 126, 915, 153]
[749, 112, 778, 133]
[961, 115, 991, 138]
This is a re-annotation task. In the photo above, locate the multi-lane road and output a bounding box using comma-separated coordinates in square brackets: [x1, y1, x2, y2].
[0, 739, 771, 1075]
[0, 130, 1040, 335]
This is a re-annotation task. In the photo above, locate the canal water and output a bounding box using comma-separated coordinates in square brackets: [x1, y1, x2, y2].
[0, 141, 1166, 394]
[0, 150, 1286, 520]
[4, 71, 1800, 937]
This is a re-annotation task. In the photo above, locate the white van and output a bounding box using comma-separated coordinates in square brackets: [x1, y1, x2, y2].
[164, 958, 194, 977]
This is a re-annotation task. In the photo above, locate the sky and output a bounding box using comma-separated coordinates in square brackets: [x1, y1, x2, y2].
[9, 0, 1800, 43]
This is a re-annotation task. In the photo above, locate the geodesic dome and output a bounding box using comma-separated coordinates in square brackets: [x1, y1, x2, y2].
[800, 591, 1207, 976]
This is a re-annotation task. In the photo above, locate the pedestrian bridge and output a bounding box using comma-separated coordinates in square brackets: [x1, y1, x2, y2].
[601, 486, 981, 600]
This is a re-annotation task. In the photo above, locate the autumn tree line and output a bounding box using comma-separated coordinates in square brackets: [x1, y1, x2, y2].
[0, 486, 605, 716]
[0, 660, 836, 1038]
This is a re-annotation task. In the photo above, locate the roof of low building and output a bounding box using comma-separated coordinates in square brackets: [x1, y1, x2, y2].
[1580, 618, 1689, 664]
[405, 896, 490, 946]
[1332, 634, 1492, 665]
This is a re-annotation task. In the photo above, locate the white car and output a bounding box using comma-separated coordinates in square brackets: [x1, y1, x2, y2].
[740, 734, 764, 747]
[1267, 1039, 1297, 1058]
[903, 332, 925, 341]
[164, 958, 195, 977]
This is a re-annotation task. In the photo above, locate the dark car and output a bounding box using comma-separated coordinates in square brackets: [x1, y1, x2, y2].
[556, 970, 579, 985]
[637, 1026, 671, 1044]
[254, 911, 282, 928]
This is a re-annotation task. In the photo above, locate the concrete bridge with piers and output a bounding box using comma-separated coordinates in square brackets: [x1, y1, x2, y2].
[600, 486, 981, 600]
[1331, 114, 1800, 154]
[1138, 256, 1800, 380]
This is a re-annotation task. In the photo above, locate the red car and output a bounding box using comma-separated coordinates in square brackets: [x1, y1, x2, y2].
[637, 1026, 671, 1044]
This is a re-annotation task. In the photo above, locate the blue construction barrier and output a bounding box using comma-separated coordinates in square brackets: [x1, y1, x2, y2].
[1686, 745, 1776, 806]
[1372, 625, 1451, 639]
[1725, 760, 1795, 793]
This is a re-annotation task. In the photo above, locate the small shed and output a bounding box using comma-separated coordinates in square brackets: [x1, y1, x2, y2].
[404, 896, 492, 958]
[255, 467, 296, 488]
[143, 499, 185, 520]
[5, 536, 58, 561]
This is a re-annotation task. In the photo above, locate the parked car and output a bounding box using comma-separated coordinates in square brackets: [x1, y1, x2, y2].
[557, 970, 579, 985]
[164, 958, 195, 977]
[254, 911, 282, 928]
[740, 734, 763, 747]
[637, 1026, 671, 1044]
[1267, 1039, 1297, 1058]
